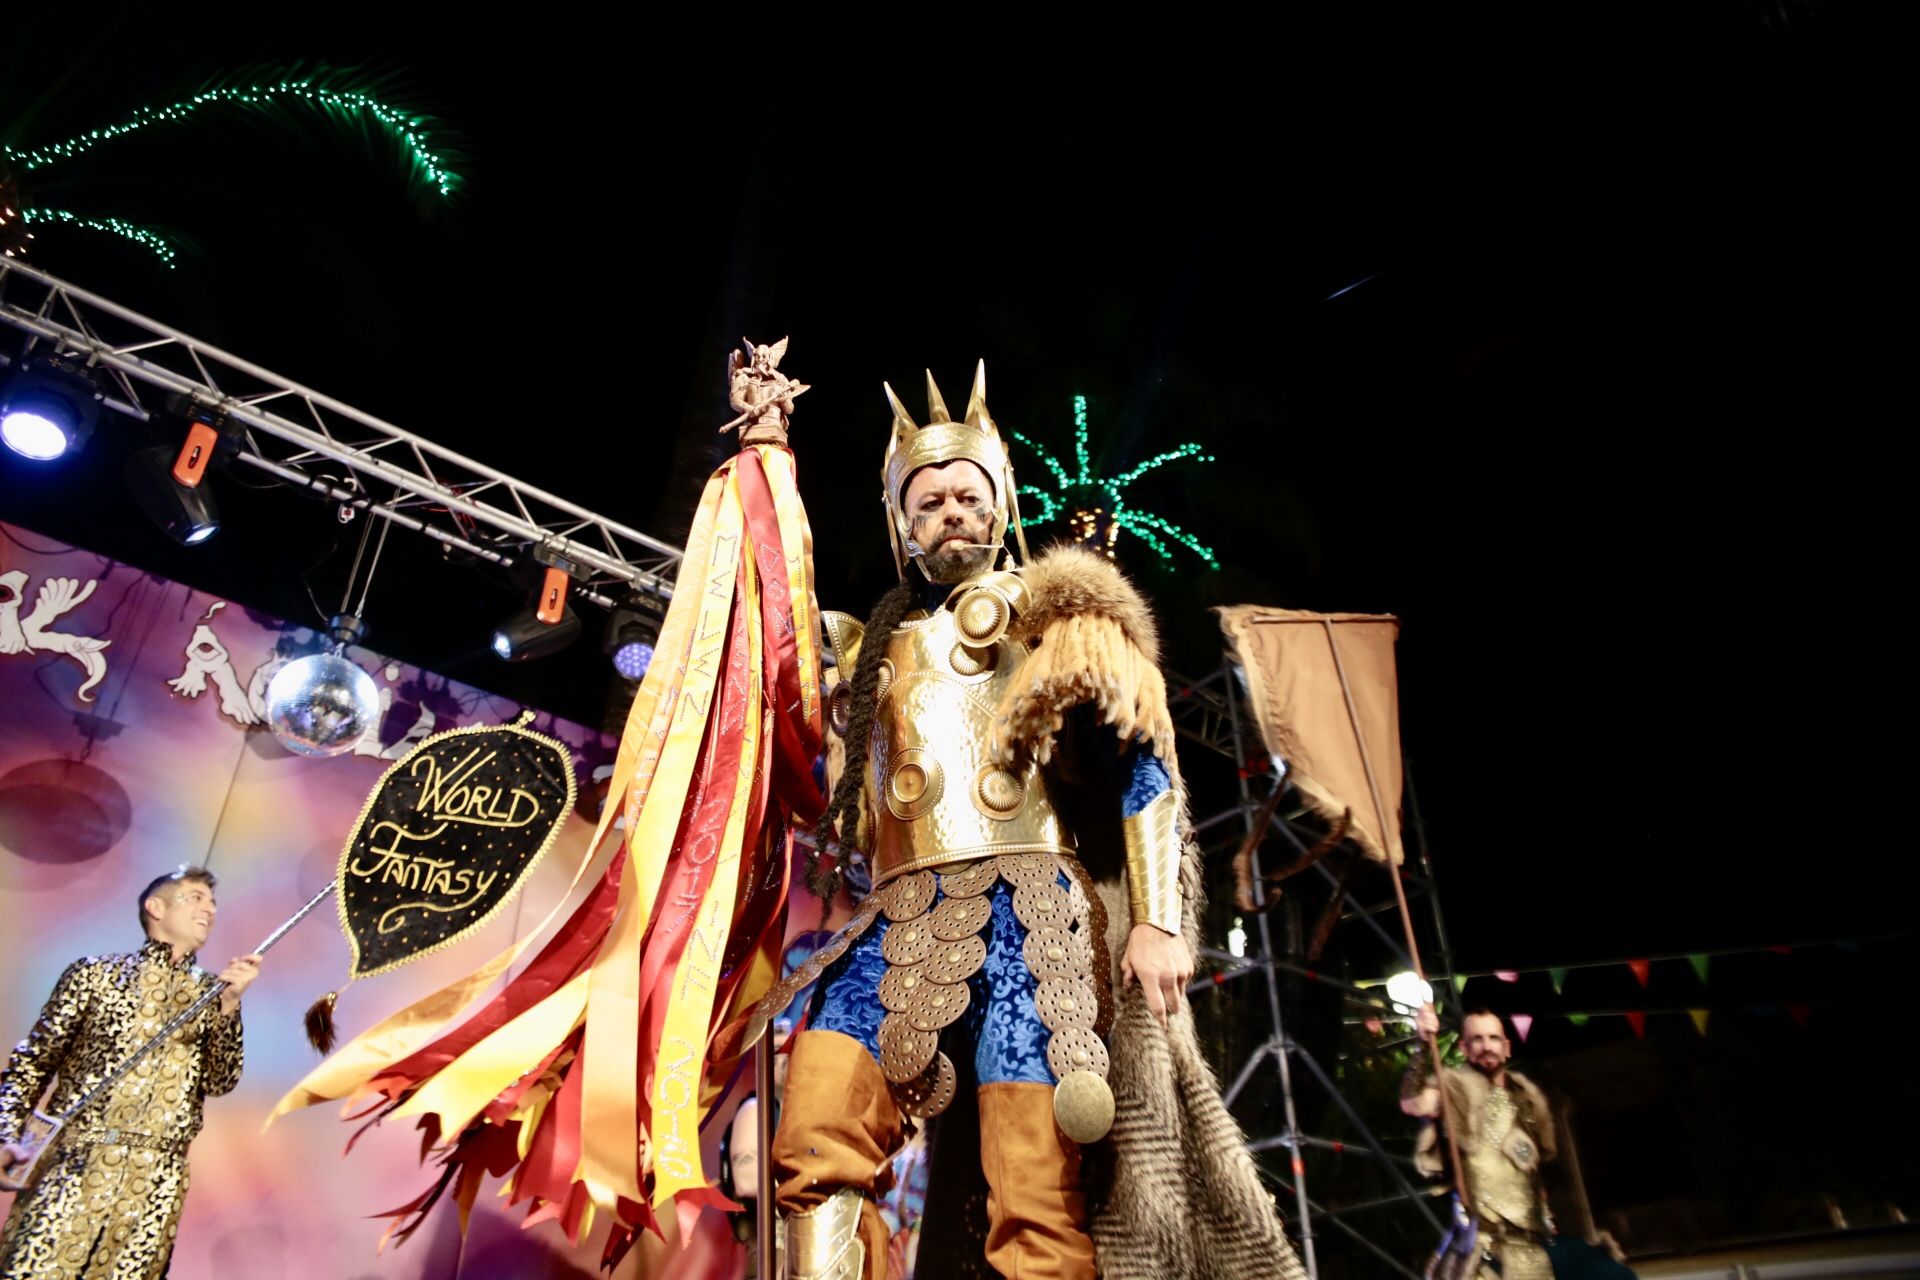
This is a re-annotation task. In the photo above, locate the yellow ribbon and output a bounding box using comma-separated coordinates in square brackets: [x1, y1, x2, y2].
[649, 525, 761, 1212]
[580, 469, 745, 1210]
[392, 969, 592, 1138]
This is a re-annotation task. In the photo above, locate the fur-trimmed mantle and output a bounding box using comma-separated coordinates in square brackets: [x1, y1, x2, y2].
[998, 544, 1306, 1279]
[993, 544, 1178, 771]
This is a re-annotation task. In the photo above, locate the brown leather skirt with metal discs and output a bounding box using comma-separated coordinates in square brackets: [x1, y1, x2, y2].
[872, 851, 1115, 1136]
[730, 851, 1116, 1137]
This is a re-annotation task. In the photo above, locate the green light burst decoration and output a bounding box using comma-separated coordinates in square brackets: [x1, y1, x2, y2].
[1011, 395, 1219, 568]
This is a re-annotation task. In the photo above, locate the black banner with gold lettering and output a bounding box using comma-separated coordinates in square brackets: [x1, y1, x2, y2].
[335, 714, 577, 978]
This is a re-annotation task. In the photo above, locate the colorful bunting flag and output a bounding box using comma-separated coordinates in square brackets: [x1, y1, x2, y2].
[1787, 1003, 1811, 1028]
[1548, 967, 1568, 995]
[1688, 1009, 1710, 1036]
[1494, 970, 1519, 984]
[1511, 1014, 1533, 1042]
[1625, 1011, 1646, 1037]
[1567, 1013, 1590, 1028]
[1687, 954, 1709, 984]
[1628, 958, 1651, 987]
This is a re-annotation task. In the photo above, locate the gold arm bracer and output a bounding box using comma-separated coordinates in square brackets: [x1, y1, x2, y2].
[1122, 788, 1183, 934]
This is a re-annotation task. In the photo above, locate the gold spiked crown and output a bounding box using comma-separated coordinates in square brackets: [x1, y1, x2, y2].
[881, 361, 1027, 575]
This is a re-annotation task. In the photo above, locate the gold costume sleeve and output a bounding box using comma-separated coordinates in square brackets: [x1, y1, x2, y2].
[0, 958, 93, 1142]
[202, 1008, 245, 1098]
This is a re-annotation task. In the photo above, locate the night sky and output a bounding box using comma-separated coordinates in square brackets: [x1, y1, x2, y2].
[2, 3, 1905, 982]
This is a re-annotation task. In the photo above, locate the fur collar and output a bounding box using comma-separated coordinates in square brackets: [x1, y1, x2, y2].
[1014, 544, 1161, 664]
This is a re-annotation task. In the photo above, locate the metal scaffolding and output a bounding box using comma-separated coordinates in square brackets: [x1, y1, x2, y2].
[0, 259, 682, 608]
[1171, 660, 1464, 1279]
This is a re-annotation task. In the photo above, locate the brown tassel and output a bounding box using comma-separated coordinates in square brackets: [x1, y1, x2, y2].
[304, 992, 339, 1054]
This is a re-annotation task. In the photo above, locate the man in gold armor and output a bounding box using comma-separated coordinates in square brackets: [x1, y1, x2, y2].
[1402, 1005, 1558, 1280]
[750, 364, 1304, 1280]
[0, 867, 261, 1279]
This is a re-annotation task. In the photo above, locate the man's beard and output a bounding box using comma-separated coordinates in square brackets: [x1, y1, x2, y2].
[1469, 1054, 1506, 1078]
[915, 520, 997, 583]
[923, 542, 997, 583]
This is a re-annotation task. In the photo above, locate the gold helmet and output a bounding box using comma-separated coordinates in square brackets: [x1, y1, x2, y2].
[881, 361, 1030, 578]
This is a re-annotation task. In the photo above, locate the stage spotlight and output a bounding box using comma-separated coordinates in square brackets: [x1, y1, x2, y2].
[126, 444, 219, 544]
[493, 560, 583, 661]
[602, 600, 662, 680]
[0, 359, 104, 461]
[492, 605, 582, 662]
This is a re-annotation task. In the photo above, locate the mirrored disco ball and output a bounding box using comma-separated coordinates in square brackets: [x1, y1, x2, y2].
[265, 652, 380, 757]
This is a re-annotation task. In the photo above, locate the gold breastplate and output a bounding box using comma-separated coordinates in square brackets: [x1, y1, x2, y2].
[865, 599, 1073, 884]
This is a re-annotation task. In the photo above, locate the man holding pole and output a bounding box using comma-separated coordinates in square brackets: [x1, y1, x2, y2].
[0, 866, 261, 1279]
[1402, 1004, 1558, 1280]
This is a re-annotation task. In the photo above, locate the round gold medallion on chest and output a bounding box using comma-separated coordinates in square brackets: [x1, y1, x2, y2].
[885, 748, 943, 820]
[973, 765, 1026, 819]
[947, 641, 998, 678]
[954, 588, 1011, 647]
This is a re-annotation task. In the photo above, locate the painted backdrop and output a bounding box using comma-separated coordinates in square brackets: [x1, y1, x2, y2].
[0, 522, 764, 1278]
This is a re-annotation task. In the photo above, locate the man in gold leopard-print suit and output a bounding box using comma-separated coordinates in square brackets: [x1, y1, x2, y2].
[0, 867, 261, 1279]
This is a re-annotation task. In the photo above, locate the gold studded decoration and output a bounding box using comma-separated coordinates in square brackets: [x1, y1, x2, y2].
[894, 1051, 959, 1119]
[878, 1015, 940, 1084]
[922, 935, 989, 986]
[883, 871, 937, 921]
[1046, 1027, 1111, 1080]
[1033, 978, 1099, 1032]
[881, 918, 939, 967]
[904, 980, 971, 1033]
[1023, 925, 1086, 981]
[938, 859, 1002, 898]
[878, 964, 929, 1013]
[929, 894, 993, 941]
[1011, 882, 1072, 929]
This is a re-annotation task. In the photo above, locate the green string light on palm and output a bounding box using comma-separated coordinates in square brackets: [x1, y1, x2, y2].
[1, 77, 458, 270]
[20, 208, 177, 268]
[1011, 395, 1219, 568]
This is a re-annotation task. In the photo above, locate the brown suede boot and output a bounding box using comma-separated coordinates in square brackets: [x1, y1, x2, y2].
[977, 1082, 1097, 1279]
[771, 1030, 903, 1280]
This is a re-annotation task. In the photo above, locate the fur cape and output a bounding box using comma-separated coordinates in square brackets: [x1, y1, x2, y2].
[996, 546, 1304, 1279]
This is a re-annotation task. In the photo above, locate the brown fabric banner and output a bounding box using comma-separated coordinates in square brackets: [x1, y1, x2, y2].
[1216, 607, 1404, 865]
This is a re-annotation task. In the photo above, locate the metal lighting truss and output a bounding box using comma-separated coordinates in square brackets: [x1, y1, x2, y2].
[0, 258, 682, 608]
